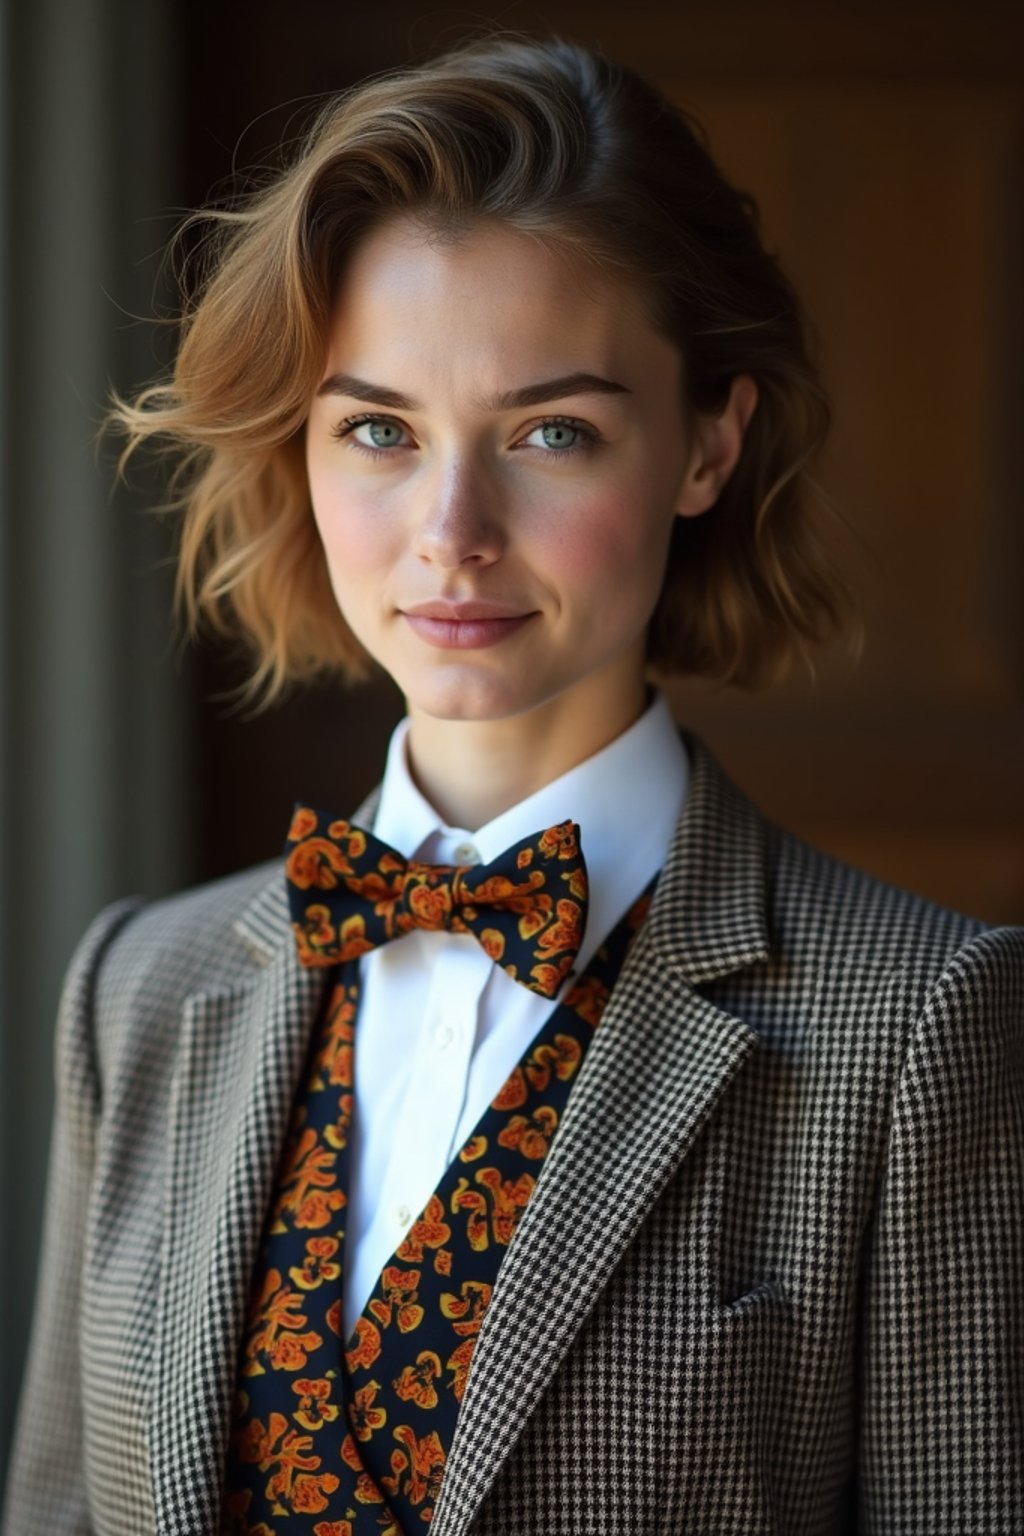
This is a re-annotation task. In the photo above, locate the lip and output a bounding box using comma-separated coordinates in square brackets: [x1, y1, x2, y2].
[401, 604, 537, 650]
[402, 600, 531, 620]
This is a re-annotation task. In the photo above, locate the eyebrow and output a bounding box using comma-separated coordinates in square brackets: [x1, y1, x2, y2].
[315, 370, 632, 411]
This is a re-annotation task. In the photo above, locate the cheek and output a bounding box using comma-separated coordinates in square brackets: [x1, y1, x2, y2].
[310, 483, 396, 586]
[549, 488, 672, 592]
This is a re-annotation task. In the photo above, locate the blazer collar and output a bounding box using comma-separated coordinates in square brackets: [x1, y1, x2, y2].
[645, 726, 770, 981]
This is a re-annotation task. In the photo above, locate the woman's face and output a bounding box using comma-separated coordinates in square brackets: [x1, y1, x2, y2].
[305, 214, 732, 726]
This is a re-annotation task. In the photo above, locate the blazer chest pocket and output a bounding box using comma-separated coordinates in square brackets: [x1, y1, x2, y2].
[711, 1276, 794, 1393]
[707, 1274, 795, 1442]
[718, 1275, 789, 1315]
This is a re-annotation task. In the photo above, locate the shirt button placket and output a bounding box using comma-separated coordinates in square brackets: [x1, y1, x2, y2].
[386, 944, 482, 1248]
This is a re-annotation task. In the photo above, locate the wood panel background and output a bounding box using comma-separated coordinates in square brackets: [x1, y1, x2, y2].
[181, 0, 1024, 924]
[666, 76, 1024, 922]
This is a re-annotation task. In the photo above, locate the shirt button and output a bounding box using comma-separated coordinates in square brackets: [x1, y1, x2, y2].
[453, 840, 480, 864]
[433, 1023, 455, 1051]
[396, 1203, 412, 1228]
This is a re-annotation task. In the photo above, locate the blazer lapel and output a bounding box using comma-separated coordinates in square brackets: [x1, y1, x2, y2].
[148, 791, 381, 1535]
[147, 879, 324, 1535]
[429, 733, 772, 1536]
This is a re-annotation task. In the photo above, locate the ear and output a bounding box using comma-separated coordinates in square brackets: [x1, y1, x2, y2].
[674, 373, 759, 519]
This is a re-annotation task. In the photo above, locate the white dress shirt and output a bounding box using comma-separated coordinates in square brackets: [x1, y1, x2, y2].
[342, 688, 689, 1338]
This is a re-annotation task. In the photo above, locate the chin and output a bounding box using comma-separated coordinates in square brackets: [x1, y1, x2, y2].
[403, 668, 545, 724]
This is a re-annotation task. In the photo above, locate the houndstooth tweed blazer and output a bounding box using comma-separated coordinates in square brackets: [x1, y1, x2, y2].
[3, 730, 1023, 1535]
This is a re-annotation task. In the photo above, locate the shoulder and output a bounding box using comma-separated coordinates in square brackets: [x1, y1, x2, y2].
[678, 723, 1020, 1059]
[757, 817, 1023, 1036]
[764, 819, 991, 970]
[95, 854, 282, 983]
[679, 731, 1017, 999]
[65, 856, 284, 1084]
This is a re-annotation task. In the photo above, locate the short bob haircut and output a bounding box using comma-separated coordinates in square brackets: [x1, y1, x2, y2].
[106, 31, 858, 712]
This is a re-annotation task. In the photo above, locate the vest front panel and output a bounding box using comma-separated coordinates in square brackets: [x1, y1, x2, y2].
[220, 878, 656, 1535]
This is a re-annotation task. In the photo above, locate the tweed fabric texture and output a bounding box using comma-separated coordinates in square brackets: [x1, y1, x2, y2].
[3, 730, 1023, 1536]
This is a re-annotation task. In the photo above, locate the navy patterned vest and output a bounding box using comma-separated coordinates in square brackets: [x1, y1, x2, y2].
[220, 874, 657, 1535]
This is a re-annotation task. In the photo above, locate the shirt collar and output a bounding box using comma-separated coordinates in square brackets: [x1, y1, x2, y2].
[373, 688, 689, 971]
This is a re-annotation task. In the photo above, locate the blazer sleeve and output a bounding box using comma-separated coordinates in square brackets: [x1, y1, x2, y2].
[1, 896, 144, 1536]
[858, 924, 1024, 1531]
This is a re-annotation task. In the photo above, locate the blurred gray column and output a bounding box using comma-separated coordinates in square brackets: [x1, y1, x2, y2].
[0, 0, 191, 1480]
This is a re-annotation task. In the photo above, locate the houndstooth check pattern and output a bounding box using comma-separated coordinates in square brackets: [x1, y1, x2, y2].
[3, 730, 1022, 1535]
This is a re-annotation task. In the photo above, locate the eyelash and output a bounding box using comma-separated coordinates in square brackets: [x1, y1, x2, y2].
[328, 412, 599, 460]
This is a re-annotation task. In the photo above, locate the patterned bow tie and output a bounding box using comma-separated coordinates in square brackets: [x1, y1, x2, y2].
[283, 804, 589, 999]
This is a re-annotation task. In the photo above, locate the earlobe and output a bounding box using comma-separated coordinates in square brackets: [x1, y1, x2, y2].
[674, 372, 759, 519]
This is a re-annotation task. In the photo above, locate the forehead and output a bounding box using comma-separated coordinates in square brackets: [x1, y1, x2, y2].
[323, 214, 667, 384]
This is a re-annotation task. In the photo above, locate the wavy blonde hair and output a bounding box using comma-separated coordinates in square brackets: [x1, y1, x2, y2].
[106, 31, 858, 711]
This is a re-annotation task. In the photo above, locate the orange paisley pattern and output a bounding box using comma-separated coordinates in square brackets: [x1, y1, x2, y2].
[283, 808, 589, 999]
[220, 851, 656, 1536]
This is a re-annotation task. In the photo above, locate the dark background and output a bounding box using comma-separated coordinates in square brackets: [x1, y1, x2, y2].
[2, 0, 1022, 1489]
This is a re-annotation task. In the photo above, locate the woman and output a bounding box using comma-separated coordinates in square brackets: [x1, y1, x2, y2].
[3, 31, 1021, 1536]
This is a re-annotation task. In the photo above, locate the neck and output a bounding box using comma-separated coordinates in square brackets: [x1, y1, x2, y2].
[404, 666, 652, 831]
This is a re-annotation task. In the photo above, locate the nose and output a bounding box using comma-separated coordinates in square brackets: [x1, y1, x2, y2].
[411, 458, 507, 569]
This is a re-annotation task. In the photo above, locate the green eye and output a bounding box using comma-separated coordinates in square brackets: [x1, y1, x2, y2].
[524, 417, 599, 456]
[362, 420, 405, 449]
[540, 423, 578, 449]
[330, 413, 411, 457]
